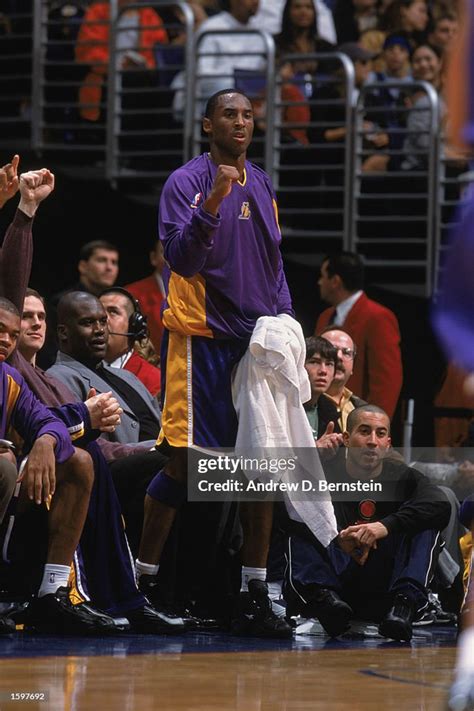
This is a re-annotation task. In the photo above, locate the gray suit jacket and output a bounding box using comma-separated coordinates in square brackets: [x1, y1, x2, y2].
[47, 352, 161, 445]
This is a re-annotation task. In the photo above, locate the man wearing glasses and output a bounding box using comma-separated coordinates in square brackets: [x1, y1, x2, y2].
[319, 326, 367, 431]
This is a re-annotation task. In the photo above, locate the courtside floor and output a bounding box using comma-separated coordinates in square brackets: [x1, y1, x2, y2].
[0, 624, 457, 710]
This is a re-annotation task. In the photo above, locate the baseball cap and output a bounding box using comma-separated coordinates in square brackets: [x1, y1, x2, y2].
[383, 33, 412, 54]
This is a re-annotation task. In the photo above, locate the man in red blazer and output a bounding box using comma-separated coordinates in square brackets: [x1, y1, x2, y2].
[315, 252, 402, 418]
[125, 241, 165, 356]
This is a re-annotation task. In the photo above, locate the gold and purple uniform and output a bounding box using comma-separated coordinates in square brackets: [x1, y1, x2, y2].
[158, 153, 293, 447]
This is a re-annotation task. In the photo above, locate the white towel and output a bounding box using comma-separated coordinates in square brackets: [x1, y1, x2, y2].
[232, 314, 338, 548]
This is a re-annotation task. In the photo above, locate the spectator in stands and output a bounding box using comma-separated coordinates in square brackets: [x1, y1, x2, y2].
[284, 405, 451, 641]
[318, 326, 367, 430]
[252, 0, 337, 44]
[428, 11, 459, 52]
[315, 251, 403, 418]
[272, 0, 335, 145]
[333, 0, 380, 44]
[361, 32, 413, 169]
[379, 0, 430, 45]
[47, 292, 161, 447]
[56, 240, 120, 300]
[125, 240, 165, 355]
[303, 336, 344, 452]
[75, 0, 168, 123]
[100, 286, 161, 397]
[193, 0, 264, 104]
[311, 42, 386, 209]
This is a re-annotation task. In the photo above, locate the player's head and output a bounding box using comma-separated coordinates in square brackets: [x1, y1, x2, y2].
[0, 297, 20, 362]
[57, 291, 108, 365]
[344, 405, 391, 476]
[203, 90, 254, 158]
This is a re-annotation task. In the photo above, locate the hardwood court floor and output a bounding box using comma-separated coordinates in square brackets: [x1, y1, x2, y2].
[0, 625, 457, 711]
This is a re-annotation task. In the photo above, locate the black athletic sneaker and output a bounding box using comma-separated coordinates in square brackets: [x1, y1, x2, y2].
[126, 604, 186, 635]
[138, 575, 218, 631]
[379, 593, 415, 642]
[231, 579, 293, 639]
[26, 587, 121, 635]
[286, 584, 353, 637]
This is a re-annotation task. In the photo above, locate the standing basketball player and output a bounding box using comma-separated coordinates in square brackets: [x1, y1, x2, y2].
[135, 89, 294, 637]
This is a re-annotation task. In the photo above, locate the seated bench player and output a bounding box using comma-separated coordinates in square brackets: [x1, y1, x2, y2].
[284, 405, 451, 641]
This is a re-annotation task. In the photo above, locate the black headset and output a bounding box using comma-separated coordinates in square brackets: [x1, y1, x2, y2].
[100, 286, 148, 342]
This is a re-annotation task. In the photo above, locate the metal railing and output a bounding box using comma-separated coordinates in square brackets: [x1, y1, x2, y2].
[11, 5, 464, 296]
[270, 51, 354, 250]
[106, 0, 194, 184]
[350, 80, 440, 297]
[0, 3, 34, 147]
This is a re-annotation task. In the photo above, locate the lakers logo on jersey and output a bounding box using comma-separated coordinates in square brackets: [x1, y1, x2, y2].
[238, 201, 251, 220]
[190, 192, 202, 209]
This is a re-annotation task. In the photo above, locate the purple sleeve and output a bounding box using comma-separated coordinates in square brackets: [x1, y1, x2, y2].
[10, 368, 74, 463]
[0, 209, 33, 311]
[159, 170, 220, 277]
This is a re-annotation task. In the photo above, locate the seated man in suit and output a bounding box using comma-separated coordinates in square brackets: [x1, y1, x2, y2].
[47, 291, 161, 447]
[284, 405, 450, 641]
[315, 252, 402, 418]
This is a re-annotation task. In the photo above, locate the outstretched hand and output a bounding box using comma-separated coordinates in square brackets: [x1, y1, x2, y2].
[18, 168, 55, 217]
[0, 154, 20, 208]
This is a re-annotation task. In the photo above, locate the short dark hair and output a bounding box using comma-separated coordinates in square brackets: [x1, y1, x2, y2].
[412, 42, 443, 62]
[305, 336, 337, 364]
[57, 291, 103, 324]
[0, 297, 19, 319]
[79, 240, 119, 261]
[346, 404, 390, 433]
[204, 89, 251, 119]
[25, 287, 45, 305]
[323, 252, 365, 292]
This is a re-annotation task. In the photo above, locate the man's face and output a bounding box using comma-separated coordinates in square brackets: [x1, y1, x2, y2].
[344, 411, 391, 476]
[431, 18, 458, 48]
[318, 261, 338, 303]
[305, 352, 335, 400]
[59, 300, 108, 364]
[78, 249, 119, 291]
[384, 44, 409, 74]
[0, 308, 20, 362]
[354, 58, 372, 87]
[321, 329, 355, 388]
[100, 292, 131, 360]
[230, 0, 259, 23]
[203, 93, 254, 159]
[19, 295, 46, 359]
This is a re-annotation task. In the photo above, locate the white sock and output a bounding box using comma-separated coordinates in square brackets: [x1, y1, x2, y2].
[135, 559, 159, 582]
[241, 566, 266, 592]
[267, 580, 283, 601]
[455, 627, 474, 677]
[38, 564, 71, 597]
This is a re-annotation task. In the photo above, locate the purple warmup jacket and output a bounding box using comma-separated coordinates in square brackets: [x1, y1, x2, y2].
[0, 360, 74, 462]
[159, 153, 293, 340]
